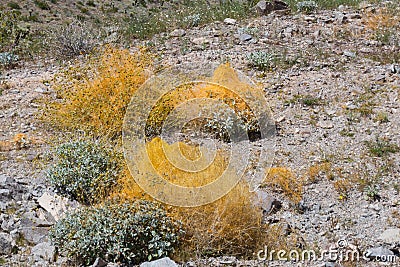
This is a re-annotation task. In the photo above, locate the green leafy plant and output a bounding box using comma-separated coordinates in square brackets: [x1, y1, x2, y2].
[49, 200, 183, 266]
[34, 0, 51, 10]
[296, 1, 317, 13]
[247, 51, 276, 71]
[364, 184, 380, 201]
[301, 95, 323, 107]
[365, 137, 399, 157]
[46, 140, 121, 205]
[7, 2, 21, 9]
[0, 10, 30, 54]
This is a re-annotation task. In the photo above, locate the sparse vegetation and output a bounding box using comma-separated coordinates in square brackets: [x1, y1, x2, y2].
[374, 111, 389, 123]
[301, 95, 323, 107]
[296, 1, 318, 14]
[247, 49, 303, 72]
[34, 0, 51, 10]
[47, 21, 101, 58]
[333, 179, 351, 200]
[365, 137, 399, 157]
[263, 167, 303, 203]
[124, 1, 257, 39]
[7, 2, 21, 10]
[247, 51, 276, 71]
[364, 184, 380, 201]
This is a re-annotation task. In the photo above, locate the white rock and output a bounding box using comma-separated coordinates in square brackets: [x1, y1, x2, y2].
[192, 37, 211, 45]
[31, 242, 56, 262]
[379, 228, 400, 243]
[224, 18, 237, 25]
[140, 257, 178, 267]
[37, 192, 79, 221]
[317, 121, 334, 129]
[169, 29, 186, 37]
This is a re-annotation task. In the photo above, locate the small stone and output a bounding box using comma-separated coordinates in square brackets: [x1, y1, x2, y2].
[34, 87, 46, 93]
[276, 116, 285, 123]
[334, 11, 347, 24]
[318, 121, 334, 129]
[364, 246, 394, 260]
[304, 16, 317, 22]
[379, 228, 400, 244]
[91, 257, 108, 267]
[257, 191, 282, 214]
[169, 29, 186, 37]
[238, 34, 253, 42]
[0, 175, 14, 186]
[343, 51, 356, 58]
[325, 263, 341, 267]
[31, 242, 56, 262]
[390, 64, 400, 74]
[326, 109, 336, 115]
[349, 13, 362, 19]
[0, 232, 12, 255]
[192, 37, 211, 45]
[223, 18, 237, 25]
[19, 227, 49, 245]
[312, 30, 320, 38]
[375, 74, 386, 82]
[140, 257, 178, 267]
[254, 1, 271, 15]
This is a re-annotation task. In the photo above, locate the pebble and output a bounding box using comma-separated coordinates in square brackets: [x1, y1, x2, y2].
[223, 18, 237, 25]
[317, 120, 334, 129]
[169, 29, 186, 37]
[238, 33, 253, 42]
[343, 51, 356, 58]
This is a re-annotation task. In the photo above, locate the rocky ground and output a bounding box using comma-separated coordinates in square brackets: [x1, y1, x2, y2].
[1, 1, 400, 267]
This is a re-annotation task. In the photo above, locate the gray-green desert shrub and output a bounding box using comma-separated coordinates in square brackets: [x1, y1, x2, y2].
[49, 200, 183, 266]
[247, 51, 276, 71]
[49, 21, 101, 58]
[46, 140, 121, 205]
[297, 1, 317, 14]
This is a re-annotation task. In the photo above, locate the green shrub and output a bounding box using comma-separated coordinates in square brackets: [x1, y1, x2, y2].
[86, 0, 96, 7]
[0, 11, 30, 52]
[365, 137, 399, 157]
[297, 1, 317, 13]
[49, 200, 183, 266]
[48, 21, 100, 58]
[46, 140, 121, 205]
[34, 0, 50, 10]
[7, 2, 21, 9]
[247, 51, 276, 71]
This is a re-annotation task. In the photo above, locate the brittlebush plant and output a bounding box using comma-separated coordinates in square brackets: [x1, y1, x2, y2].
[43, 46, 153, 139]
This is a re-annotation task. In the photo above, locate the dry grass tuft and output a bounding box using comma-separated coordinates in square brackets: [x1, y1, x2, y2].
[263, 167, 303, 203]
[363, 7, 399, 31]
[307, 162, 332, 183]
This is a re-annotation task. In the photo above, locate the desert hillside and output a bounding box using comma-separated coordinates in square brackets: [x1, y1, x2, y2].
[0, 0, 400, 266]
